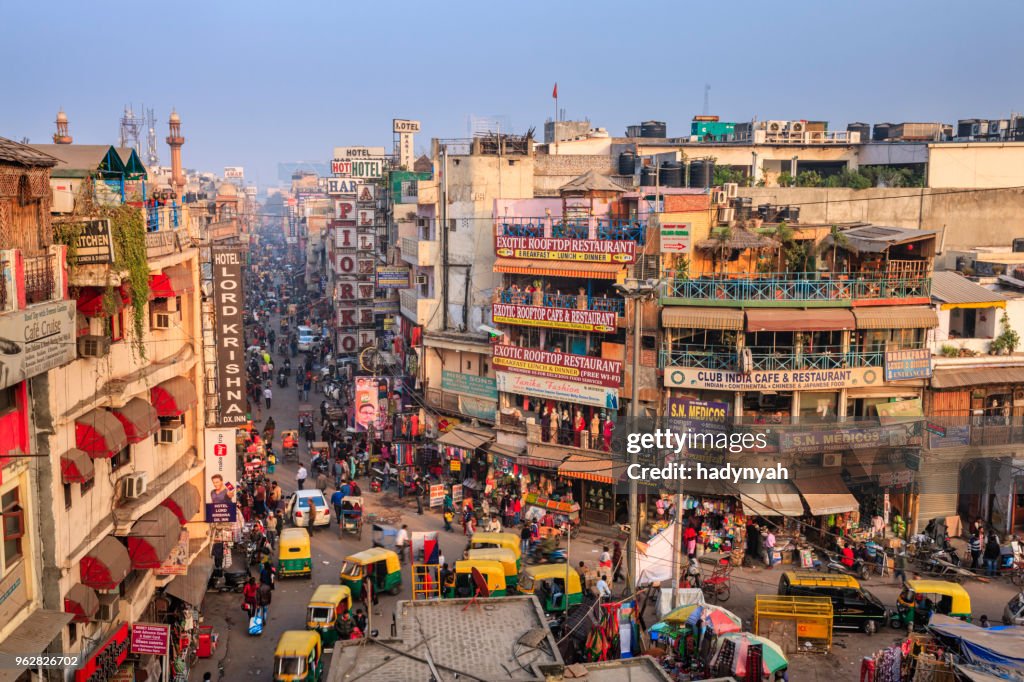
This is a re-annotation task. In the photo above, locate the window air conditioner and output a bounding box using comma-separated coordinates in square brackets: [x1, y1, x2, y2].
[96, 593, 120, 622]
[77, 335, 111, 359]
[822, 453, 842, 468]
[723, 182, 739, 199]
[158, 423, 185, 444]
[121, 472, 148, 499]
[415, 275, 428, 285]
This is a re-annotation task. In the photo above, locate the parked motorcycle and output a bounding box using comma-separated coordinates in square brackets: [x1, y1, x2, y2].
[821, 550, 871, 581]
[208, 567, 251, 593]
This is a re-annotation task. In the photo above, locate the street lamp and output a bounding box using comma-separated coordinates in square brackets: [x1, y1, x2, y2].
[612, 277, 661, 595]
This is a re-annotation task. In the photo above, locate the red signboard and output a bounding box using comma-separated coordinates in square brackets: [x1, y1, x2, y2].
[495, 236, 636, 264]
[75, 623, 130, 681]
[130, 623, 171, 656]
[491, 344, 622, 388]
[492, 303, 617, 333]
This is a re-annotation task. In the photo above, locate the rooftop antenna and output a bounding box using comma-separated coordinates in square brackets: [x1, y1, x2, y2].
[145, 107, 159, 167]
[119, 105, 144, 157]
[703, 83, 711, 116]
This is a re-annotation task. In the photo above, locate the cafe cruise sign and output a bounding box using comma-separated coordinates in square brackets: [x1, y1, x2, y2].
[495, 236, 636, 264]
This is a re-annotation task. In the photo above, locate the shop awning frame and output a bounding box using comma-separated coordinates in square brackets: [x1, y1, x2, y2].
[63, 583, 99, 623]
[150, 376, 198, 417]
[852, 306, 938, 330]
[75, 409, 128, 459]
[736, 483, 804, 517]
[662, 307, 745, 330]
[160, 482, 201, 525]
[0, 609, 73, 662]
[493, 257, 624, 280]
[110, 398, 160, 444]
[148, 264, 193, 299]
[163, 556, 215, 607]
[792, 474, 860, 516]
[60, 448, 95, 484]
[557, 455, 624, 484]
[745, 309, 855, 332]
[127, 506, 181, 569]
[80, 536, 131, 590]
[436, 426, 494, 451]
[931, 365, 1024, 389]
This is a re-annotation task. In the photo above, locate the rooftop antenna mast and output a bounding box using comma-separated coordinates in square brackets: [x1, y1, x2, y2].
[145, 107, 159, 167]
[703, 83, 711, 116]
[119, 104, 144, 157]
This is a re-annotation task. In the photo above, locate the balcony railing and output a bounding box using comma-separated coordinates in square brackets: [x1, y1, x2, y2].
[498, 217, 648, 245]
[23, 254, 55, 305]
[664, 271, 931, 306]
[496, 290, 625, 315]
[660, 346, 889, 371]
[146, 205, 180, 232]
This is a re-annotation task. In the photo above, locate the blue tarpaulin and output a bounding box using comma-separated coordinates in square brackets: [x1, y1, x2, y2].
[927, 613, 1024, 672]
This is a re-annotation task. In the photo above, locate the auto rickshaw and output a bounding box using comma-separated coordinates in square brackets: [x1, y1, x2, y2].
[518, 564, 584, 614]
[273, 630, 323, 682]
[339, 496, 363, 539]
[278, 528, 313, 578]
[466, 548, 519, 590]
[340, 548, 402, 597]
[449, 559, 507, 598]
[282, 430, 300, 463]
[468, 532, 522, 570]
[891, 579, 971, 631]
[305, 585, 353, 647]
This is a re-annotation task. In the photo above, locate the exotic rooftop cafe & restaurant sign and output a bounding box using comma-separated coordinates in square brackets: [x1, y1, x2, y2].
[495, 236, 636, 263]
[664, 367, 884, 391]
[492, 303, 617, 333]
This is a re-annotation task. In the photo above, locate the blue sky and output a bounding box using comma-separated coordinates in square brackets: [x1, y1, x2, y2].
[0, 0, 1017, 186]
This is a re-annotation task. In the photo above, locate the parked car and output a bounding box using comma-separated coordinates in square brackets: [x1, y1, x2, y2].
[286, 490, 331, 528]
[1003, 591, 1024, 625]
[296, 326, 316, 352]
[778, 571, 889, 634]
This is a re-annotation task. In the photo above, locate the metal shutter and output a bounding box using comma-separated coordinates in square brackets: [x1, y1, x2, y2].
[916, 459, 961, 526]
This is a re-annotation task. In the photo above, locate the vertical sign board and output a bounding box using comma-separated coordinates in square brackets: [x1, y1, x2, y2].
[212, 246, 247, 425]
[205, 427, 238, 522]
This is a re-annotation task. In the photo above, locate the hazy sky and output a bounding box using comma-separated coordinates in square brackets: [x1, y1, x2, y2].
[1, 0, 1017, 185]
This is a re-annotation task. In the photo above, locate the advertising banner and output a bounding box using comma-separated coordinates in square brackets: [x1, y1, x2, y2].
[496, 371, 619, 409]
[75, 623, 129, 682]
[495, 236, 636, 264]
[429, 484, 445, 508]
[442, 370, 498, 400]
[223, 166, 244, 179]
[376, 266, 411, 289]
[0, 300, 76, 390]
[204, 427, 237, 522]
[212, 247, 247, 425]
[660, 222, 691, 254]
[155, 529, 189, 575]
[779, 422, 923, 454]
[357, 209, 375, 227]
[663, 366, 882, 391]
[332, 158, 384, 179]
[393, 119, 422, 133]
[335, 200, 356, 222]
[492, 303, 617, 333]
[875, 398, 924, 425]
[492, 344, 622, 388]
[130, 624, 170, 656]
[929, 424, 971, 449]
[884, 349, 932, 381]
[355, 377, 389, 432]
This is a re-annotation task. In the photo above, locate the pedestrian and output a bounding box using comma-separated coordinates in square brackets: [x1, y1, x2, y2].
[316, 471, 329, 495]
[333, 458, 343, 489]
[599, 546, 612, 573]
[612, 541, 624, 583]
[893, 544, 908, 585]
[258, 580, 273, 614]
[443, 507, 454, 532]
[331, 487, 344, 522]
[396, 524, 409, 563]
[983, 533, 1001, 577]
[969, 530, 982, 569]
[260, 560, 276, 590]
[296, 464, 308, 490]
[979, 614, 990, 629]
[263, 385, 273, 409]
[353, 608, 367, 633]
[242, 577, 258, 616]
[684, 523, 698, 560]
[596, 574, 612, 600]
[415, 482, 424, 515]
[764, 528, 776, 568]
[265, 511, 278, 548]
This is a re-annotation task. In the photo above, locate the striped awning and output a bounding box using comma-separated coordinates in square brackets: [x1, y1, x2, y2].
[75, 409, 128, 459]
[110, 398, 159, 444]
[127, 507, 182, 569]
[64, 583, 99, 623]
[662, 307, 744, 330]
[60, 449, 95, 484]
[792, 474, 860, 516]
[852, 306, 938, 329]
[493, 258, 624, 280]
[149, 265, 193, 299]
[558, 455, 625, 484]
[736, 483, 804, 517]
[160, 483, 202, 525]
[521, 444, 570, 469]
[931, 365, 1024, 389]
[81, 537, 131, 590]
[746, 308, 855, 332]
[150, 376, 198, 417]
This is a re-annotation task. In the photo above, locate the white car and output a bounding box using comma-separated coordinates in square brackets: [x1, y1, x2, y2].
[296, 326, 316, 352]
[285, 490, 331, 527]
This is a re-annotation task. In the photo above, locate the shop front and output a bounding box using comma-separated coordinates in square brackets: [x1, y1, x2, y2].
[557, 455, 626, 527]
[436, 424, 495, 497]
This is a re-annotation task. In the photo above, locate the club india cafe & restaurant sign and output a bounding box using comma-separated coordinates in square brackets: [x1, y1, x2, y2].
[664, 367, 884, 391]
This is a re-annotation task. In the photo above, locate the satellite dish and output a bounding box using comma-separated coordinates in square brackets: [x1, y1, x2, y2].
[471, 567, 491, 598]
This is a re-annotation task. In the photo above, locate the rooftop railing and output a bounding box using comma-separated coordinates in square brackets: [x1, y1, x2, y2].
[496, 290, 625, 315]
[660, 346, 890, 372]
[497, 217, 647, 245]
[664, 271, 930, 305]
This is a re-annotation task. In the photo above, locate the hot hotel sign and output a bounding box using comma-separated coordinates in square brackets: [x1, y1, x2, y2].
[495, 236, 636, 264]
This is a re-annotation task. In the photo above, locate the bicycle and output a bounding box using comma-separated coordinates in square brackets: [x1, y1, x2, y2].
[702, 561, 732, 603]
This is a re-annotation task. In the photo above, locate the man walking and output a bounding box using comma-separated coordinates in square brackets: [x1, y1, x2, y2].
[296, 464, 308, 490]
[396, 524, 409, 563]
[263, 384, 273, 409]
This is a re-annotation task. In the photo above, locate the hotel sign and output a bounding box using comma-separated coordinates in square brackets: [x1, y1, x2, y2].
[884, 349, 932, 381]
[492, 344, 622, 388]
[326, 177, 358, 195]
[212, 246, 248, 425]
[492, 303, 617, 333]
[664, 367, 882, 391]
[376, 266, 411, 289]
[495, 236, 636, 264]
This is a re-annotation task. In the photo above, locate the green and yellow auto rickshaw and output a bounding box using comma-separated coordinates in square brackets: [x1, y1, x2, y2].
[449, 559, 507, 598]
[518, 564, 584, 614]
[466, 548, 519, 590]
[305, 585, 353, 646]
[468, 532, 522, 570]
[340, 547, 402, 597]
[273, 630, 323, 682]
[278, 528, 312, 578]
[891, 579, 972, 631]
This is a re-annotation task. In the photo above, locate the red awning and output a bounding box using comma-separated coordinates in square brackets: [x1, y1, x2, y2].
[75, 409, 128, 459]
[127, 507, 181, 569]
[148, 265, 193, 299]
[60, 449, 95, 484]
[75, 285, 131, 317]
[745, 308, 856, 332]
[64, 583, 99, 623]
[80, 537, 131, 590]
[110, 398, 159, 444]
[161, 483, 201, 525]
[150, 376, 198, 417]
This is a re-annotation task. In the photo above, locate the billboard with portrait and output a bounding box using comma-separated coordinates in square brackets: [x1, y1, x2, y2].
[204, 427, 237, 522]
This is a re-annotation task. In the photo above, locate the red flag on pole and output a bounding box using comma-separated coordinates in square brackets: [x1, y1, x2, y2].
[552, 83, 558, 99]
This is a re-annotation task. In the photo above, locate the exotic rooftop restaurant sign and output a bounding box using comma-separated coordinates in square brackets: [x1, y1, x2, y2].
[495, 236, 636, 263]
[492, 303, 617, 333]
[492, 344, 622, 388]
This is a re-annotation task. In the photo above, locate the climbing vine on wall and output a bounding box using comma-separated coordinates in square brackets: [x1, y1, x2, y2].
[104, 203, 149, 359]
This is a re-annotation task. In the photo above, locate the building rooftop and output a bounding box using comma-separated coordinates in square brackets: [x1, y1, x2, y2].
[825, 224, 937, 254]
[328, 596, 561, 682]
[0, 137, 59, 167]
[931, 270, 1007, 306]
[567, 657, 675, 682]
[27, 143, 126, 178]
[559, 170, 627, 194]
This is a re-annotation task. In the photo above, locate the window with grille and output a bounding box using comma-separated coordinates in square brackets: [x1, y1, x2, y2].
[2, 489, 24, 569]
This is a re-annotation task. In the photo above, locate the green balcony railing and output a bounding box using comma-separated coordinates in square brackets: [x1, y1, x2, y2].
[663, 272, 931, 306]
[659, 347, 890, 372]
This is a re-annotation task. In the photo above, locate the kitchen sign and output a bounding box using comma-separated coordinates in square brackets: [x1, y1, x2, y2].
[492, 344, 623, 388]
[492, 303, 617, 333]
[495, 236, 636, 264]
[63, 218, 114, 265]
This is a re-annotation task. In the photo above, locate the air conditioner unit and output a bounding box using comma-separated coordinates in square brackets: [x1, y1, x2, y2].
[164, 297, 179, 313]
[77, 335, 111, 359]
[723, 182, 739, 199]
[96, 593, 120, 622]
[972, 121, 989, 137]
[713, 190, 727, 206]
[822, 453, 842, 468]
[121, 472, 148, 499]
[766, 120, 788, 134]
[158, 422, 185, 444]
[150, 310, 180, 330]
[415, 274, 428, 285]
[718, 207, 735, 223]
[789, 121, 806, 133]
[989, 120, 1007, 137]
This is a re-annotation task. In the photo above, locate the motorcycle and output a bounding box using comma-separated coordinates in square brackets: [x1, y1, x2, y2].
[821, 550, 872, 581]
[527, 541, 568, 565]
[277, 369, 288, 388]
[208, 566, 251, 593]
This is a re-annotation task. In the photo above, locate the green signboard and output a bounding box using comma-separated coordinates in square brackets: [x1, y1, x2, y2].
[442, 370, 497, 400]
[390, 171, 431, 204]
